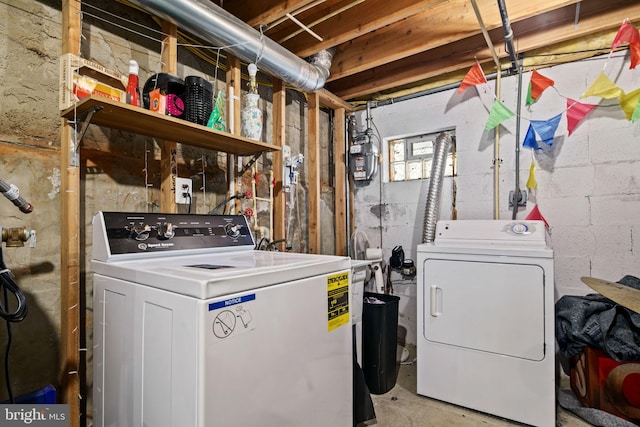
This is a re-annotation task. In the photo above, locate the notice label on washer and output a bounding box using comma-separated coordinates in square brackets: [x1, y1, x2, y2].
[209, 293, 255, 340]
[327, 272, 349, 332]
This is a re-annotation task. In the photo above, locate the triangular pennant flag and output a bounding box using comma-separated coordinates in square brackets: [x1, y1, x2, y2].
[529, 70, 555, 103]
[566, 98, 597, 136]
[458, 61, 487, 93]
[525, 204, 550, 229]
[620, 88, 640, 121]
[526, 83, 535, 106]
[581, 72, 623, 99]
[530, 113, 562, 145]
[523, 124, 540, 150]
[611, 20, 640, 50]
[526, 160, 537, 190]
[630, 42, 640, 69]
[632, 97, 640, 123]
[484, 100, 514, 130]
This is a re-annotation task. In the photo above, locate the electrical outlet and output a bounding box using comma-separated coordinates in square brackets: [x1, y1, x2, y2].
[508, 189, 527, 207]
[175, 177, 193, 204]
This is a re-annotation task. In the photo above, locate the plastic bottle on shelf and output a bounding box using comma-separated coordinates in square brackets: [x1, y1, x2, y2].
[126, 59, 141, 107]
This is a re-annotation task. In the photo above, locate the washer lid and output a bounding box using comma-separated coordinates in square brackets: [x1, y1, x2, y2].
[92, 249, 351, 299]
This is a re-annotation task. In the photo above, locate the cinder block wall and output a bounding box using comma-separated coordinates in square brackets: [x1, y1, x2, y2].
[353, 52, 640, 345]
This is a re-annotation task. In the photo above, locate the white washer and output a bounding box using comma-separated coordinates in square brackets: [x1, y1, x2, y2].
[91, 212, 352, 427]
[417, 220, 555, 427]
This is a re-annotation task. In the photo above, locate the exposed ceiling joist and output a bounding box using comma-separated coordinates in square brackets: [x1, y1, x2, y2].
[215, 0, 639, 102]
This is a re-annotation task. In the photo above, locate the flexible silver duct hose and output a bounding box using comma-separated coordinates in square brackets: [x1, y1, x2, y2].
[422, 132, 452, 243]
[126, 0, 333, 92]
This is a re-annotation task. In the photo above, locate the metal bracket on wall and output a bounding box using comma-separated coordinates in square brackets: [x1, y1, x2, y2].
[68, 105, 103, 166]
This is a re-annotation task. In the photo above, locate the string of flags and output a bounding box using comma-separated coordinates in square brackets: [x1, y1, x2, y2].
[457, 19, 640, 228]
[458, 19, 640, 142]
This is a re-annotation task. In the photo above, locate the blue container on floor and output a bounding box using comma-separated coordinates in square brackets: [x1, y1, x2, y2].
[2, 384, 56, 404]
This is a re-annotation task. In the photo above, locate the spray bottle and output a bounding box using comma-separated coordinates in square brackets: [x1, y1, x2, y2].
[126, 59, 141, 107]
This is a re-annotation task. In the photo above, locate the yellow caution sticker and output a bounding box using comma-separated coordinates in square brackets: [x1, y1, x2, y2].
[327, 271, 349, 331]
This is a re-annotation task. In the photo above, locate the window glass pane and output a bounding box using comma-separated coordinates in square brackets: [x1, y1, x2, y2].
[386, 131, 455, 182]
[407, 160, 422, 180]
[391, 162, 405, 181]
[412, 140, 433, 157]
[423, 159, 432, 178]
[390, 140, 405, 162]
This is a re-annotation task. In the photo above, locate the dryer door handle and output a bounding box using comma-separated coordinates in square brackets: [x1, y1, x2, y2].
[430, 285, 442, 317]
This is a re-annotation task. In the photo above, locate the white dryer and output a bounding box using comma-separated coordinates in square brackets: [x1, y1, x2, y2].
[417, 220, 554, 427]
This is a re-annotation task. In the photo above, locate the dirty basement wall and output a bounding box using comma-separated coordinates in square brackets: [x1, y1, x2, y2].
[0, 0, 334, 407]
[353, 52, 640, 346]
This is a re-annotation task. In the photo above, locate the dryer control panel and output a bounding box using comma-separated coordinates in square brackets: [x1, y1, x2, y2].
[434, 219, 548, 248]
[94, 211, 255, 259]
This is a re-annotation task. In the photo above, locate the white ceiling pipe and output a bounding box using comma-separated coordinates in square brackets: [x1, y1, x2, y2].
[126, 0, 333, 92]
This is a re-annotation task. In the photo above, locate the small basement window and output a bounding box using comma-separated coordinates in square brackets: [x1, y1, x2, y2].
[388, 130, 456, 182]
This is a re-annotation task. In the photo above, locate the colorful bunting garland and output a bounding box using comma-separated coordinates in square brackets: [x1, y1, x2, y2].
[526, 204, 550, 229]
[485, 101, 514, 130]
[458, 19, 640, 141]
[581, 72, 623, 99]
[526, 70, 555, 105]
[620, 88, 640, 121]
[458, 61, 487, 94]
[455, 19, 640, 228]
[526, 160, 537, 190]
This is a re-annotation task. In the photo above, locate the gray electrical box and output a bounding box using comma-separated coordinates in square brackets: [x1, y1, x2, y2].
[349, 142, 378, 183]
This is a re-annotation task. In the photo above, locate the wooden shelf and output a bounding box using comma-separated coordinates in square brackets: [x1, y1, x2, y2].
[61, 95, 280, 156]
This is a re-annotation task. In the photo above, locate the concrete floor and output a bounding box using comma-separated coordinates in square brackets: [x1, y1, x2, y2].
[367, 345, 591, 427]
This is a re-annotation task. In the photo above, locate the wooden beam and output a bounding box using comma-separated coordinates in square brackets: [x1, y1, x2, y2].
[223, 0, 319, 28]
[307, 92, 321, 254]
[160, 21, 178, 213]
[315, 88, 354, 111]
[329, 0, 580, 81]
[333, 108, 347, 256]
[61, 1, 81, 426]
[330, 0, 640, 99]
[275, 0, 443, 57]
[272, 79, 287, 250]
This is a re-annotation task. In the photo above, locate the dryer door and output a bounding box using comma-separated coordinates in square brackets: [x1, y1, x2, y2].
[423, 258, 545, 361]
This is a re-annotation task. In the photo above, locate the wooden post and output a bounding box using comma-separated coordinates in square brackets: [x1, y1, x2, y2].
[272, 79, 286, 249]
[308, 92, 321, 254]
[226, 55, 241, 212]
[226, 55, 242, 137]
[61, 1, 81, 425]
[333, 108, 347, 256]
[159, 21, 178, 213]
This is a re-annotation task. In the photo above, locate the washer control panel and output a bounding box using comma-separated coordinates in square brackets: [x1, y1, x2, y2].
[98, 211, 254, 255]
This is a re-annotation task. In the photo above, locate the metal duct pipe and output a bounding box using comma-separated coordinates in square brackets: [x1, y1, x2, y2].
[126, 0, 334, 92]
[497, 0, 518, 72]
[422, 132, 453, 243]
